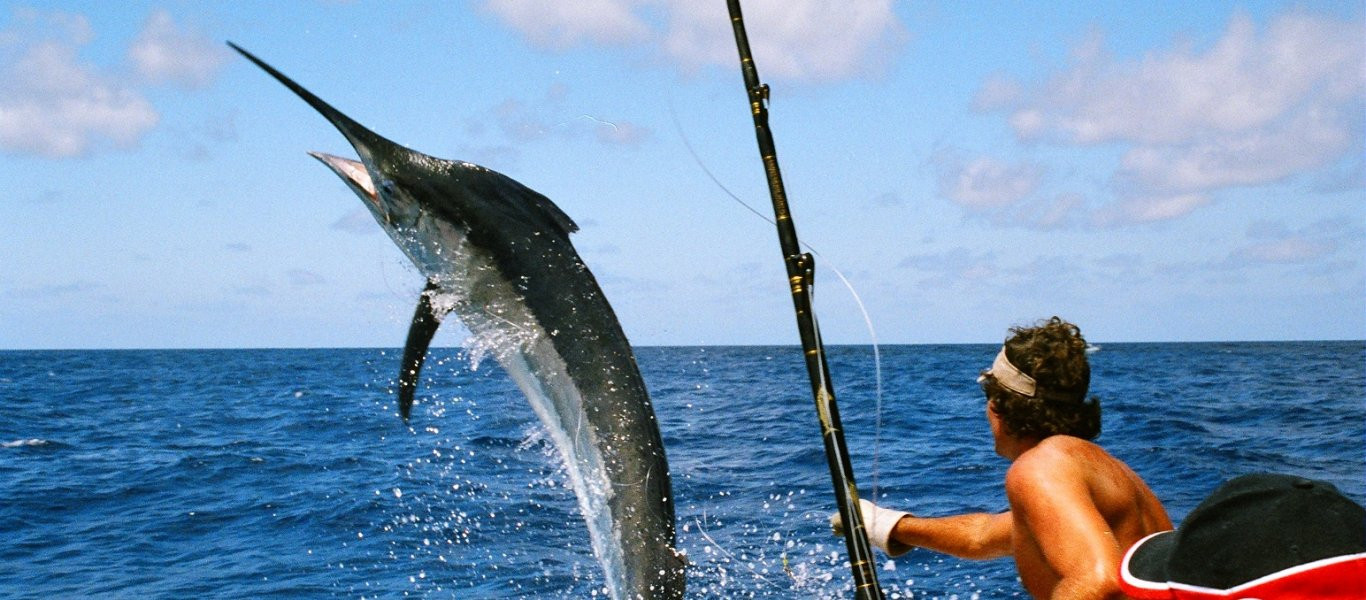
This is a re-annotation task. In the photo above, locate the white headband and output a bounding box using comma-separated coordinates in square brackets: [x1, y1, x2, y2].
[984, 347, 1036, 397]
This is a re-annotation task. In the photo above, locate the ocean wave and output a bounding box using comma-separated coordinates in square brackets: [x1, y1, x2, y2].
[0, 344, 1360, 599]
[3, 438, 53, 448]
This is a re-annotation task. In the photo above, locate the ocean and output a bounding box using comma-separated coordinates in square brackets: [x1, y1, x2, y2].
[2, 342, 1362, 598]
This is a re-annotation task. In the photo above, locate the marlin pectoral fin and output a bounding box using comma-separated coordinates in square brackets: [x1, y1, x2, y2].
[398, 279, 445, 420]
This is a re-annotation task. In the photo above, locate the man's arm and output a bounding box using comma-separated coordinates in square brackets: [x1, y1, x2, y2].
[1006, 451, 1125, 600]
[890, 510, 1013, 560]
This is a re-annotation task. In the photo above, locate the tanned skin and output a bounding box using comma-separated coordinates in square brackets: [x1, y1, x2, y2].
[885, 404, 1171, 599]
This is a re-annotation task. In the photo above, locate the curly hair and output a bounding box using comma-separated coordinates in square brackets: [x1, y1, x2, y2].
[980, 317, 1101, 440]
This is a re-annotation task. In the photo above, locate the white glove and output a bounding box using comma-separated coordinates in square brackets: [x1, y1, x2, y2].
[829, 498, 913, 557]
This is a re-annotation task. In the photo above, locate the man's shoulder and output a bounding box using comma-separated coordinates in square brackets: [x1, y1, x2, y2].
[1006, 436, 1100, 486]
[1017, 435, 1102, 466]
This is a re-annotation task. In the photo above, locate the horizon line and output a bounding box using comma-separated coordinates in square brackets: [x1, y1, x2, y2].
[2, 339, 1362, 353]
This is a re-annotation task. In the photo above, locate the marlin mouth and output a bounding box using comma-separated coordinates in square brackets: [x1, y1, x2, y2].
[309, 152, 377, 203]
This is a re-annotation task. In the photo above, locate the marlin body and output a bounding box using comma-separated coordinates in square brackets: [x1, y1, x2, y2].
[230, 44, 684, 599]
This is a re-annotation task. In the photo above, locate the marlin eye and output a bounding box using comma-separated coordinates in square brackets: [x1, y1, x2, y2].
[379, 180, 397, 196]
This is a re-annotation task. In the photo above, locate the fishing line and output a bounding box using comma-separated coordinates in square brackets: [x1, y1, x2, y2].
[670, 103, 887, 500]
[805, 264, 886, 501]
[691, 515, 780, 587]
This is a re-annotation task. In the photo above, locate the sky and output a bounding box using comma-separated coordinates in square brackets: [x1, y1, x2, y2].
[1, 1, 1362, 350]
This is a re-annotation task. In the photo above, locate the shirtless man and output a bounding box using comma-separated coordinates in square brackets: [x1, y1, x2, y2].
[836, 317, 1171, 599]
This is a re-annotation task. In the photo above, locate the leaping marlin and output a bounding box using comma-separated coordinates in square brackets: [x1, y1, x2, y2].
[229, 43, 684, 599]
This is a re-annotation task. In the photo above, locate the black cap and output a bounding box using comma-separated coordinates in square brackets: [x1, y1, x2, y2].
[1120, 473, 1366, 599]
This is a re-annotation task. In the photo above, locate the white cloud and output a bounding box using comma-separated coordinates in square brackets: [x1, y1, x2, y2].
[0, 37, 158, 158]
[481, 0, 906, 83]
[932, 150, 1096, 229]
[973, 75, 1022, 111]
[482, 93, 652, 147]
[1230, 217, 1361, 266]
[1095, 193, 1211, 226]
[128, 10, 229, 89]
[0, 7, 228, 159]
[1119, 103, 1357, 194]
[0, 7, 92, 46]
[1003, 14, 1363, 146]
[1033, 192, 1085, 229]
[666, 0, 905, 81]
[938, 155, 1043, 209]
[1235, 237, 1334, 264]
[479, 0, 651, 48]
[981, 10, 1365, 224]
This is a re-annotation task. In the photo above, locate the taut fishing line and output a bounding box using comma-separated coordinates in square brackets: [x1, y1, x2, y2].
[691, 515, 780, 587]
[669, 102, 887, 501]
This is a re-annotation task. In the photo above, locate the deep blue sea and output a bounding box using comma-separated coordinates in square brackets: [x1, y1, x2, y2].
[2, 342, 1363, 598]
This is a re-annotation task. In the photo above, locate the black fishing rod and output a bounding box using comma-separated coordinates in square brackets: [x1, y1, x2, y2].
[724, 2, 884, 598]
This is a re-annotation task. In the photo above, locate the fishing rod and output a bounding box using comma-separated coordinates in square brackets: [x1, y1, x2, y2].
[724, 2, 884, 598]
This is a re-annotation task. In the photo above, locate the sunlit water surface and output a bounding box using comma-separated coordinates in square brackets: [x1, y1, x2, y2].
[2, 342, 1362, 598]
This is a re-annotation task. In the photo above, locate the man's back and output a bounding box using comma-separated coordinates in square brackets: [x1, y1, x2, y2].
[1006, 435, 1172, 599]
[840, 318, 1172, 599]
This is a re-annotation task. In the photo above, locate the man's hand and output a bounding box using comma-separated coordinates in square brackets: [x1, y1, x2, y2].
[829, 498, 914, 557]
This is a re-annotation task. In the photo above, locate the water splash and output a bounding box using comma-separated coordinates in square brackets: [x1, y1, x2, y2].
[379, 286, 638, 599]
